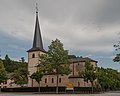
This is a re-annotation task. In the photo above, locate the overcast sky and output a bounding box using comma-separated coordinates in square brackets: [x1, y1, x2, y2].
[0, 0, 120, 71]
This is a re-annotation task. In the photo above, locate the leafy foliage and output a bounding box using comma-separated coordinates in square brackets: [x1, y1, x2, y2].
[68, 55, 76, 59]
[31, 71, 44, 92]
[96, 67, 120, 91]
[0, 55, 28, 87]
[79, 61, 97, 93]
[44, 39, 70, 74]
[79, 61, 120, 92]
[31, 71, 43, 84]
[113, 54, 120, 62]
[81, 61, 96, 82]
[0, 60, 7, 84]
[113, 42, 120, 62]
[2, 55, 28, 73]
[39, 39, 71, 93]
[12, 67, 29, 86]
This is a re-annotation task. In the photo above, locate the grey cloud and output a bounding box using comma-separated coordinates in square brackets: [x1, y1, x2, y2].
[0, 0, 119, 54]
[94, 0, 120, 26]
[1, 0, 120, 71]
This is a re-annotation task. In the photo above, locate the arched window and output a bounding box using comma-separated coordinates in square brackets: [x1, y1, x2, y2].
[52, 78, 54, 83]
[59, 78, 61, 83]
[84, 82, 86, 87]
[78, 82, 80, 87]
[32, 53, 35, 58]
[45, 78, 47, 83]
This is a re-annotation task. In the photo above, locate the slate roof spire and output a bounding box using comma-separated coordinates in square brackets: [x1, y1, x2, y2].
[27, 3, 46, 52]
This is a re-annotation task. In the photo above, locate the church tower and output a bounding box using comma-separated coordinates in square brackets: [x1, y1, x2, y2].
[27, 4, 46, 87]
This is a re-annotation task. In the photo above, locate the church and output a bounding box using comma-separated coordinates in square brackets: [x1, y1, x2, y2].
[0, 6, 97, 89]
[27, 7, 97, 88]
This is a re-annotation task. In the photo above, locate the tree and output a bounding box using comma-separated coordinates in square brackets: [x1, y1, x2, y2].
[0, 60, 7, 92]
[96, 67, 120, 91]
[68, 55, 76, 59]
[113, 42, 120, 62]
[31, 71, 44, 92]
[104, 68, 120, 90]
[113, 54, 120, 62]
[79, 61, 97, 93]
[40, 39, 71, 93]
[12, 67, 29, 86]
[20, 57, 25, 63]
[96, 67, 110, 91]
[3, 55, 28, 73]
[3, 54, 12, 72]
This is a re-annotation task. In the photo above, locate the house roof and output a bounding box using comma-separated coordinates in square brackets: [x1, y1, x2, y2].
[27, 47, 46, 53]
[69, 57, 98, 63]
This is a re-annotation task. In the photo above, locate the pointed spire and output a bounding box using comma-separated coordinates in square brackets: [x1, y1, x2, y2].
[27, 3, 46, 52]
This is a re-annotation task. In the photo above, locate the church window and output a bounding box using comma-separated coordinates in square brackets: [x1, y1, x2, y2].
[59, 78, 61, 83]
[78, 82, 80, 87]
[52, 78, 54, 83]
[84, 82, 86, 87]
[32, 53, 35, 58]
[45, 78, 47, 83]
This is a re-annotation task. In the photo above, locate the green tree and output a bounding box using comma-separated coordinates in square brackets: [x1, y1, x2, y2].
[0, 60, 7, 92]
[113, 42, 120, 62]
[113, 54, 120, 62]
[3, 54, 12, 72]
[40, 39, 71, 93]
[3, 55, 28, 73]
[12, 67, 29, 86]
[105, 68, 120, 90]
[79, 61, 97, 93]
[96, 67, 120, 91]
[96, 68, 110, 91]
[20, 57, 25, 63]
[31, 71, 44, 92]
[68, 55, 76, 59]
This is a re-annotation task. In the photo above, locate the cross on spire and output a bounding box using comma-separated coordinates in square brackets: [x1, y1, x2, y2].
[36, 3, 38, 13]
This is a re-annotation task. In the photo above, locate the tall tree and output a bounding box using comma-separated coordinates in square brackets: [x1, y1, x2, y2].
[96, 67, 110, 91]
[31, 71, 44, 92]
[20, 57, 25, 63]
[40, 39, 71, 93]
[0, 60, 7, 92]
[3, 54, 17, 73]
[4, 54, 11, 72]
[79, 61, 97, 93]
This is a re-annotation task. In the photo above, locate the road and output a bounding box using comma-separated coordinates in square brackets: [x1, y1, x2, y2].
[0, 91, 120, 96]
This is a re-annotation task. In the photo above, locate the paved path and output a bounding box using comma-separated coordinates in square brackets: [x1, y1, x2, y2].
[0, 91, 120, 96]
